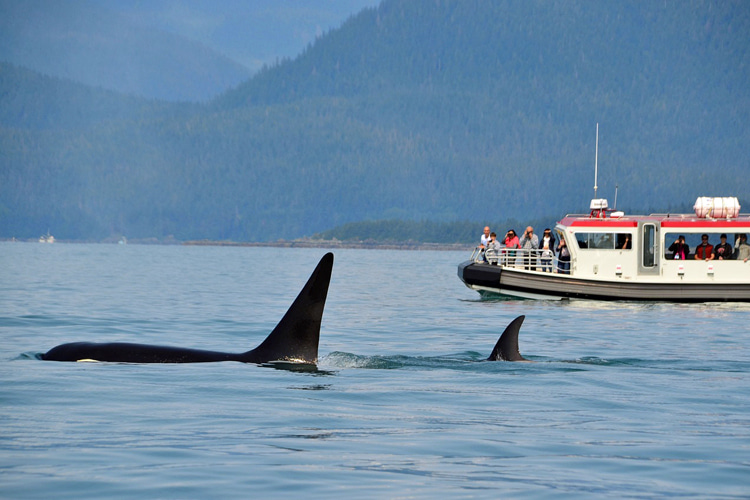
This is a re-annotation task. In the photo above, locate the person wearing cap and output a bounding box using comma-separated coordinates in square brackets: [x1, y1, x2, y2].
[714, 234, 732, 260]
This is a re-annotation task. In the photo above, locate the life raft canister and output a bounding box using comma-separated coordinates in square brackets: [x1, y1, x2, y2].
[693, 197, 740, 219]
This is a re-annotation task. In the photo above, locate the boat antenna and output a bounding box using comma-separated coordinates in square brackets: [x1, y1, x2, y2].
[593, 123, 599, 199]
[614, 183, 618, 209]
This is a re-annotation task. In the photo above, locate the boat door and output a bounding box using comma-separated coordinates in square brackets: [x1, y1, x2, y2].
[638, 222, 659, 275]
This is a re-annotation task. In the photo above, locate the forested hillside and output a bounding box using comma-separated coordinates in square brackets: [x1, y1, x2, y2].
[1, 0, 748, 242]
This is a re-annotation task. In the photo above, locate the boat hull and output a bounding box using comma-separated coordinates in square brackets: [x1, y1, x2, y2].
[458, 261, 750, 302]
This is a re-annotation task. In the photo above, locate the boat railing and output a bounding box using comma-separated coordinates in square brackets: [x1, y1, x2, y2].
[470, 246, 568, 273]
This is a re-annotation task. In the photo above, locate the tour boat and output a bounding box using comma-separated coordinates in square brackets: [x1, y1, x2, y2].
[457, 196, 750, 302]
[39, 231, 55, 243]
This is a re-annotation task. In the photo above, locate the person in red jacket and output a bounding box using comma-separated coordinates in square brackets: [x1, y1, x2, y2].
[694, 234, 715, 261]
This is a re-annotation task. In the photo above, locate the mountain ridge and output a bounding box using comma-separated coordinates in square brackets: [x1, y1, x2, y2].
[1, 0, 748, 242]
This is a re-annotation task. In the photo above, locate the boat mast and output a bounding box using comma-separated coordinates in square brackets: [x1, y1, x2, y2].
[593, 123, 599, 199]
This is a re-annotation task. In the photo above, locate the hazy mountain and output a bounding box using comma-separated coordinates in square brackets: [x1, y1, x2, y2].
[98, 0, 383, 74]
[1, 0, 748, 242]
[0, 0, 379, 101]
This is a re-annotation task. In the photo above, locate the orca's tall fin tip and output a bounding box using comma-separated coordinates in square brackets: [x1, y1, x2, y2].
[244, 253, 334, 364]
[488, 315, 526, 362]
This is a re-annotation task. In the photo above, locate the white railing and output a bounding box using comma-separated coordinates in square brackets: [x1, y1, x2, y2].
[471, 246, 569, 273]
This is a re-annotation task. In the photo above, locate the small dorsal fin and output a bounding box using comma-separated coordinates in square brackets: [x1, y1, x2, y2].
[487, 315, 526, 361]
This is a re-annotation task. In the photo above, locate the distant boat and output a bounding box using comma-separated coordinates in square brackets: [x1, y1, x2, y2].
[39, 231, 55, 243]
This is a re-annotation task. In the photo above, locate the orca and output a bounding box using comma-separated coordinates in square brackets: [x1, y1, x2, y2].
[487, 315, 527, 361]
[41, 253, 334, 364]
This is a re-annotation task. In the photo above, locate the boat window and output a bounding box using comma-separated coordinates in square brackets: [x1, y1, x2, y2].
[573, 232, 633, 250]
[664, 232, 748, 259]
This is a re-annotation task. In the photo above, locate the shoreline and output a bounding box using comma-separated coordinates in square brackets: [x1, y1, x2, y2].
[3, 237, 472, 252]
[182, 239, 472, 251]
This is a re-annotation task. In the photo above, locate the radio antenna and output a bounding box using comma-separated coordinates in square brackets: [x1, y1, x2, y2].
[593, 123, 599, 199]
[614, 183, 618, 209]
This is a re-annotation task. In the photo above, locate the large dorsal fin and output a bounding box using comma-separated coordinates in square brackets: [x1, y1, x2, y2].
[487, 315, 526, 361]
[243, 252, 333, 364]
[41, 253, 334, 364]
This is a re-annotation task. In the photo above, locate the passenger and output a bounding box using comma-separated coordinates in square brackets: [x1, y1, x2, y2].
[734, 234, 750, 262]
[714, 234, 732, 260]
[502, 229, 520, 266]
[556, 236, 571, 274]
[519, 226, 539, 270]
[539, 228, 556, 272]
[694, 234, 715, 261]
[620, 234, 631, 249]
[485, 232, 502, 265]
[477, 226, 491, 262]
[668, 235, 690, 260]
[480, 226, 491, 248]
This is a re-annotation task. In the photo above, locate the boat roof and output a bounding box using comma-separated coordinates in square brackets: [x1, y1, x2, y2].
[558, 213, 750, 230]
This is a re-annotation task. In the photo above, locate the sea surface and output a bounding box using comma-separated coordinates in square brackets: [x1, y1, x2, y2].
[1, 242, 749, 499]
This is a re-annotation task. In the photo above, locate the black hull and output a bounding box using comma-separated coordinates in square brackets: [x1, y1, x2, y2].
[457, 261, 750, 302]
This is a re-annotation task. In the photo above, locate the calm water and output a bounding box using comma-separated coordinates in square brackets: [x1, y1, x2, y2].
[1, 243, 749, 499]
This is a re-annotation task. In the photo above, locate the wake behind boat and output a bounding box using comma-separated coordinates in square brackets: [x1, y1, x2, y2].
[458, 196, 750, 302]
